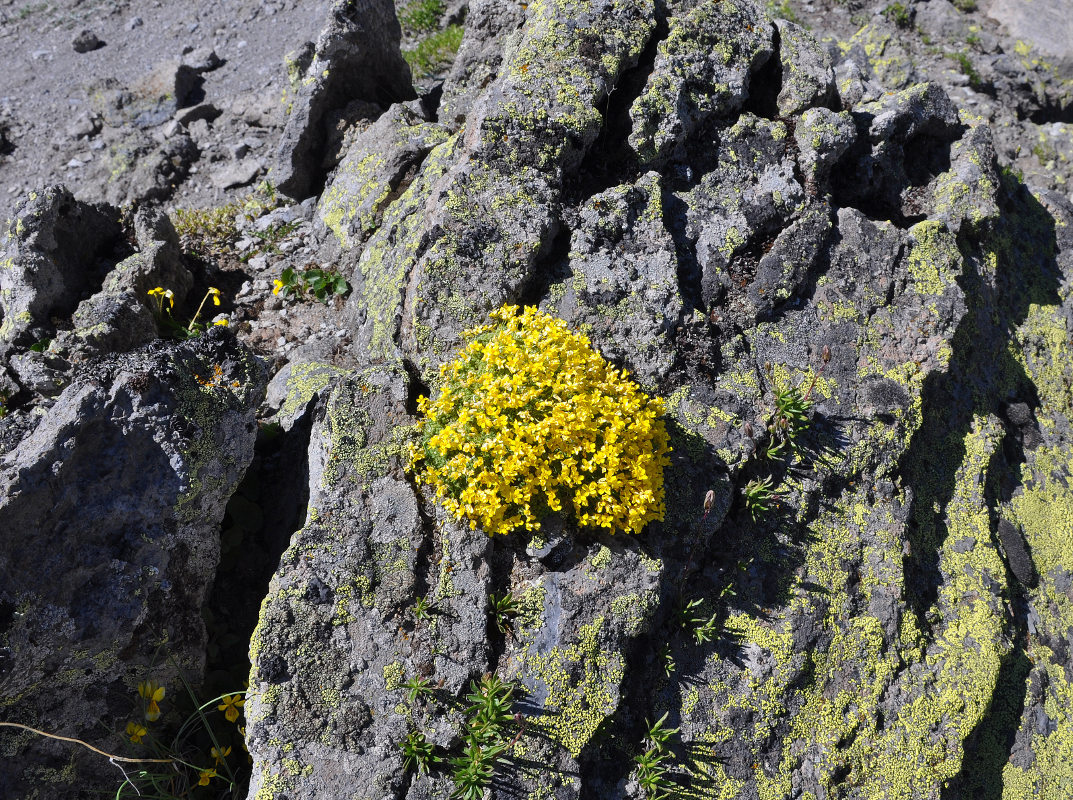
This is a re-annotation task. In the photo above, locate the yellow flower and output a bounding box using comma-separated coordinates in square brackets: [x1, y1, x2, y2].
[209, 287, 222, 306]
[272, 279, 284, 295]
[197, 768, 217, 786]
[211, 745, 231, 765]
[138, 681, 165, 721]
[125, 722, 147, 744]
[218, 693, 245, 723]
[146, 287, 175, 311]
[411, 306, 670, 536]
[213, 319, 229, 327]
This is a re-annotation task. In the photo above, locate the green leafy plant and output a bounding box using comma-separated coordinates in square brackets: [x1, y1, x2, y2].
[449, 740, 504, 800]
[489, 592, 521, 635]
[462, 674, 516, 743]
[401, 729, 438, 775]
[634, 713, 679, 800]
[412, 595, 437, 622]
[742, 475, 779, 521]
[677, 598, 718, 645]
[396, 672, 520, 796]
[763, 383, 813, 459]
[883, 3, 911, 27]
[272, 266, 349, 305]
[659, 644, 676, 678]
[403, 676, 435, 704]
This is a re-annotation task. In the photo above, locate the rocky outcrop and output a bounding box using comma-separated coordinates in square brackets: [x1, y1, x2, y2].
[0, 186, 125, 356]
[244, 0, 1073, 798]
[0, 328, 266, 798]
[272, 0, 416, 199]
[3, 0, 1073, 799]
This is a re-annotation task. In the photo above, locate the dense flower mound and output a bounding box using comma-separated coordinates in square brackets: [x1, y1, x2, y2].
[411, 305, 672, 535]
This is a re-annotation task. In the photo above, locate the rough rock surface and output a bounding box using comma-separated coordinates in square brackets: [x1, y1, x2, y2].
[0, 328, 266, 798]
[244, 0, 1073, 799]
[3, 0, 1073, 799]
[272, 0, 416, 199]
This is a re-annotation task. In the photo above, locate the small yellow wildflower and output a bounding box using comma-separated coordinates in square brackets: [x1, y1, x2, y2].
[213, 319, 229, 327]
[272, 279, 284, 295]
[211, 745, 231, 765]
[125, 722, 147, 744]
[208, 287, 222, 306]
[218, 693, 245, 723]
[146, 287, 175, 311]
[137, 680, 165, 721]
[198, 768, 217, 786]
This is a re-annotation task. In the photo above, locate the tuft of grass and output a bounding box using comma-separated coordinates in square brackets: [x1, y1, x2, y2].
[953, 0, 976, 11]
[950, 50, 985, 91]
[883, 2, 911, 28]
[400, 0, 446, 34]
[172, 181, 282, 261]
[766, 0, 804, 25]
[403, 24, 464, 79]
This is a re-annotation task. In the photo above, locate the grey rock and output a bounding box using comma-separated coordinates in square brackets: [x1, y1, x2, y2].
[130, 61, 200, 128]
[346, 0, 656, 375]
[316, 103, 449, 251]
[65, 110, 100, 139]
[680, 113, 814, 323]
[173, 102, 222, 126]
[984, 0, 1073, 64]
[181, 46, 223, 73]
[117, 133, 199, 205]
[628, 0, 773, 166]
[831, 82, 963, 223]
[71, 29, 103, 53]
[0, 185, 124, 356]
[774, 19, 835, 116]
[50, 208, 192, 363]
[998, 518, 1037, 587]
[542, 172, 682, 385]
[272, 0, 415, 199]
[794, 106, 857, 189]
[7, 349, 70, 396]
[437, 0, 528, 126]
[0, 329, 266, 798]
[247, 366, 440, 800]
[211, 158, 261, 190]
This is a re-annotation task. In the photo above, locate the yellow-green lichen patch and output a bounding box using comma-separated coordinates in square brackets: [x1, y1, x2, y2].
[609, 590, 656, 636]
[278, 362, 345, 421]
[1000, 288, 1073, 795]
[906, 220, 961, 297]
[355, 132, 460, 363]
[319, 371, 416, 488]
[520, 615, 624, 757]
[842, 24, 914, 89]
[382, 661, 405, 691]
